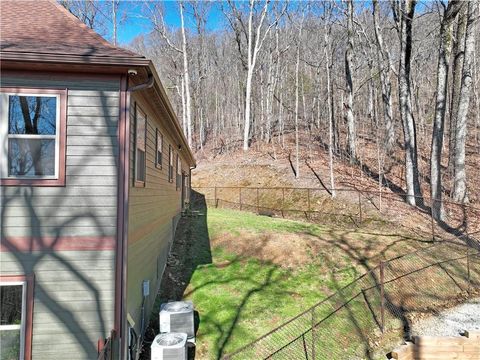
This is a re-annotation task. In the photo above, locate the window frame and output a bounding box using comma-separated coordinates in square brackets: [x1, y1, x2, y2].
[155, 128, 163, 170]
[134, 103, 147, 187]
[168, 145, 174, 183]
[176, 155, 181, 191]
[0, 274, 34, 360]
[0, 88, 67, 187]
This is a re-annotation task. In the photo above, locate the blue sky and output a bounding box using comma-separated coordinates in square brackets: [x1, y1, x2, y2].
[114, 1, 225, 45]
[108, 0, 436, 45]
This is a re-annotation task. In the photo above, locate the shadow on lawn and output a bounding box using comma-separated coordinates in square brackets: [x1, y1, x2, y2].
[301, 231, 479, 360]
[140, 190, 213, 359]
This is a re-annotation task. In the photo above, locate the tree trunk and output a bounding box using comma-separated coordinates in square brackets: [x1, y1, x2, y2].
[294, 30, 301, 179]
[448, 4, 467, 174]
[452, 0, 477, 202]
[373, 0, 395, 153]
[242, 0, 272, 151]
[397, 0, 423, 206]
[180, 2, 192, 147]
[325, 36, 336, 198]
[430, 0, 463, 221]
[345, 0, 356, 162]
[180, 76, 187, 134]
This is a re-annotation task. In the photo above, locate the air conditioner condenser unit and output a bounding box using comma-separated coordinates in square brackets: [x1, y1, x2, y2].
[151, 332, 187, 360]
[159, 301, 195, 340]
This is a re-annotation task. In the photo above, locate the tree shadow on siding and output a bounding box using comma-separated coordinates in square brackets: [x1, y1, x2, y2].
[1, 89, 118, 359]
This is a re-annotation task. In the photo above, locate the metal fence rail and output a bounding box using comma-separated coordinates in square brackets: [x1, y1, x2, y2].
[223, 243, 480, 359]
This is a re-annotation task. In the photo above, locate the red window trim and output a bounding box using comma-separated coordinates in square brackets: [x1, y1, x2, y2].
[0, 274, 35, 360]
[0, 87, 67, 187]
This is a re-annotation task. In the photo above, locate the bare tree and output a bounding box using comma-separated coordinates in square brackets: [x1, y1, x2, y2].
[430, 0, 463, 221]
[323, 2, 337, 197]
[345, 0, 356, 162]
[392, 0, 423, 206]
[448, 3, 467, 173]
[373, 0, 395, 153]
[147, 1, 193, 147]
[225, 0, 287, 150]
[452, 0, 478, 203]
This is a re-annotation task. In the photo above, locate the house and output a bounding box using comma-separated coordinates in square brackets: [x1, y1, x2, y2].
[0, 1, 195, 359]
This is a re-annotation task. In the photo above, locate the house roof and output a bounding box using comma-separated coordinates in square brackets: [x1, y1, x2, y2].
[0, 0, 148, 66]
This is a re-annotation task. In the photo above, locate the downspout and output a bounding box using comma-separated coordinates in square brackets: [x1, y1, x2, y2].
[116, 74, 130, 360]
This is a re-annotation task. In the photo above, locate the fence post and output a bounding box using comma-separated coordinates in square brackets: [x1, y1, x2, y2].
[379, 187, 382, 214]
[380, 261, 385, 333]
[467, 249, 471, 294]
[430, 207, 435, 242]
[311, 308, 316, 359]
[256, 188, 260, 213]
[358, 193, 363, 223]
[239, 187, 242, 211]
[214, 187, 218, 208]
[307, 189, 311, 220]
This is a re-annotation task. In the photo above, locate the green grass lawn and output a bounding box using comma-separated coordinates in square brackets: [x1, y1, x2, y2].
[140, 194, 475, 360]
[185, 208, 370, 359]
[178, 203, 443, 360]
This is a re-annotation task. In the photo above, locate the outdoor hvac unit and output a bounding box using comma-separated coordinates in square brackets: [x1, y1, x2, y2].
[150, 333, 187, 360]
[159, 301, 195, 339]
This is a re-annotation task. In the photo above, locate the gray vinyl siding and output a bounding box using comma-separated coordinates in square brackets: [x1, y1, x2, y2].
[1, 74, 120, 359]
[0, 250, 115, 360]
[126, 94, 187, 336]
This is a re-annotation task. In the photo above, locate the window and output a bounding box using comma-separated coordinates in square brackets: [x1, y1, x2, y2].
[135, 105, 146, 186]
[0, 88, 66, 186]
[155, 129, 163, 169]
[0, 275, 33, 360]
[168, 145, 174, 183]
[176, 155, 181, 191]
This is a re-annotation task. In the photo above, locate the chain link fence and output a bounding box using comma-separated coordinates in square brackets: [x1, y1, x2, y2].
[192, 186, 480, 359]
[193, 186, 480, 243]
[223, 242, 480, 359]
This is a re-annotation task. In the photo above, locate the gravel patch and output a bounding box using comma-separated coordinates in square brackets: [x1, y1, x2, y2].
[411, 298, 480, 337]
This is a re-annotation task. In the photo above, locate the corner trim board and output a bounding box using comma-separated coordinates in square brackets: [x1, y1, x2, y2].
[115, 74, 130, 360]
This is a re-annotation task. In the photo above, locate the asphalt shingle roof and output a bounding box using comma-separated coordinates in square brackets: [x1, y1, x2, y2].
[0, 0, 144, 61]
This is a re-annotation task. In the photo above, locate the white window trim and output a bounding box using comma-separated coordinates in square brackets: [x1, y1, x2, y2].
[0, 281, 27, 360]
[0, 92, 61, 180]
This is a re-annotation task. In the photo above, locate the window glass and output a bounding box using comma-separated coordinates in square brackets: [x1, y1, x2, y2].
[8, 139, 55, 176]
[5, 95, 58, 178]
[156, 130, 162, 167]
[168, 145, 174, 182]
[136, 111, 146, 152]
[8, 96, 56, 135]
[0, 285, 23, 360]
[135, 108, 146, 183]
[0, 285, 22, 325]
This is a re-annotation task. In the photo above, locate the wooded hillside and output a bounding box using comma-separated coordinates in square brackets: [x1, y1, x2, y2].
[63, 0, 480, 218]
